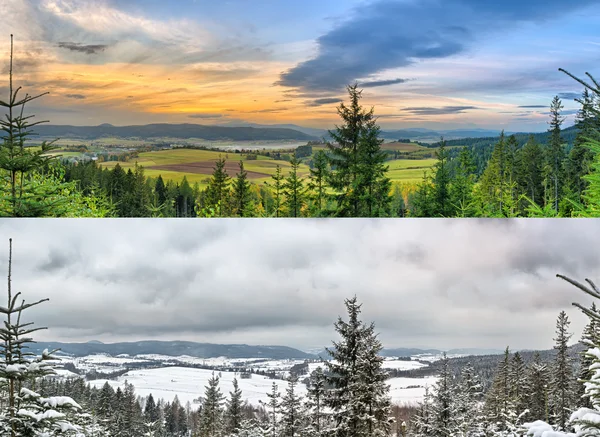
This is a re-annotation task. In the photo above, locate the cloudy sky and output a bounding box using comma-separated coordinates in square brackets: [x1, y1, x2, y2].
[0, 219, 599, 352]
[0, 0, 598, 131]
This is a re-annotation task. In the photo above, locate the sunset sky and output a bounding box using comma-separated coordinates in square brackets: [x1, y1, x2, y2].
[1, 0, 599, 131]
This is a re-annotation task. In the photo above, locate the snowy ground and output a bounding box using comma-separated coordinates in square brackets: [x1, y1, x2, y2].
[89, 367, 306, 407]
[60, 354, 437, 407]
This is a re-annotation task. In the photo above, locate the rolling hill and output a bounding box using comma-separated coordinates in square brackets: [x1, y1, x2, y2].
[31, 340, 316, 360]
[33, 123, 317, 142]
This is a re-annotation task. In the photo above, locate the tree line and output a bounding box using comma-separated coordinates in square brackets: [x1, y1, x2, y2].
[0, 239, 393, 437]
[2, 32, 599, 217]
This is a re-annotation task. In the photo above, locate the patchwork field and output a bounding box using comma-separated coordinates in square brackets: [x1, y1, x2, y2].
[97, 148, 434, 186]
[99, 149, 312, 186]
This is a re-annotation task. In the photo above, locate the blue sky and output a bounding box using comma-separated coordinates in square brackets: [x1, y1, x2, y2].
[0, 0, 598, 131]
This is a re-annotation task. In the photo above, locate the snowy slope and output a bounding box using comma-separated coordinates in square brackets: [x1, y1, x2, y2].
[89, 367, 307, 406]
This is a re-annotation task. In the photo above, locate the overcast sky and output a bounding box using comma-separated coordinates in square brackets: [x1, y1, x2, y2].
[0, 219, 598, 352]
[0, 0, 599, 130]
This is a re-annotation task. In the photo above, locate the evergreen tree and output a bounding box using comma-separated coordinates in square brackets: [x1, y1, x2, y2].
[545, 96, 566, 213]
[565, 89, 596, 206]
[325, 296, 391, 437]
[485, 347, 513, 432]
[232, 161, 252, 217]
[454, 362, 484, 437]
[307, 151, 329, 216]
[577, 303, 599, 409]
[306, 367, 327, 437]
[509, 351, 529, 419]
[450, 147, 477, 217]
[200, 372, 225, 437]
[206, 157, 231, 217]
[356, 115, 392, 217]
[267, 165, 285, 217]
[283, 157, 306, 217]
[0, 36, 74, 217]
[261, 382, 280, 437]
[280, 374, 305, 437]
[430, 139, 453, 217]
[526, 352, 550, 423]
[327, 84, 390, 217]
[226, 377, 244, 435]
[550, 311, 574, 431]
[430, 353, 456, 437]
[411, 386, 434, 437]
[0, 239, 88, 436]
[517, 135, 545, 211]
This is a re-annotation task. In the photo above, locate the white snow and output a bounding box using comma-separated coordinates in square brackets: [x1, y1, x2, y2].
[89, 366, 307, 407]
[387, 376, 439, 405]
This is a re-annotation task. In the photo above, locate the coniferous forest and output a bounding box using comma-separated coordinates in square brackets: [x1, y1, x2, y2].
[1, 36, 600, 217]
[2, 238, 600, 437]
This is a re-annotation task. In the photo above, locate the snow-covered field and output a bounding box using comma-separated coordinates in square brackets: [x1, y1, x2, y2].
[60, 354, 437, 407]
[89, 367, 307, 406]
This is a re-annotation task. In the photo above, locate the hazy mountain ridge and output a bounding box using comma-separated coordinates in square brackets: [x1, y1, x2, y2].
[33, 123, 317, 142]
[33, 340, 506, 360]
[32, 340, 316, 359]
[30, 122, 541, 143]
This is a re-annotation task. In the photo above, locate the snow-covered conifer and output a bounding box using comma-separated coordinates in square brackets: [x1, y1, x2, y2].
[0, 239, 90, 437]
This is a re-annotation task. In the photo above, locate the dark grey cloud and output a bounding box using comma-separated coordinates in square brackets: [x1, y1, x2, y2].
[65, 94, 86, 100]
[558, 92, 580, 100]
[57, 42, 109, 55]
[519, 105, 547, 108]
[403, 106, 479, 115]
[307, 98, 342, 107]
[0, 220, 598, 351]
[360, 78, 409, 88]
[277, 0, 597, 92]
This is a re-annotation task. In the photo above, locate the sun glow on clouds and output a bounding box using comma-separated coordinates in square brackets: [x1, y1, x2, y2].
[0, 0, 594, 129]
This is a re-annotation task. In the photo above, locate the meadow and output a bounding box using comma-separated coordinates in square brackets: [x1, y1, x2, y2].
[96, 146, 436, 188]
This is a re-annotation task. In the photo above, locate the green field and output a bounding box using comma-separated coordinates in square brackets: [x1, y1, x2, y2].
[95, 148, 435, 187]
[98, 149, 312, 187]
[97, 148, 434, 186]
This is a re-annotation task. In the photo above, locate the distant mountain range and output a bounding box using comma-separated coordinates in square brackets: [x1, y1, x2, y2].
[33, 123, 317, 142]
[31, 341, 315, 360]
[30, 122, 534, 143]
[31, 340, 505, 360]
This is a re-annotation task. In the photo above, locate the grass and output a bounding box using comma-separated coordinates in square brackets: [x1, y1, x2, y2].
[98, 148, 312, 186]
[94, 148, 436, 186]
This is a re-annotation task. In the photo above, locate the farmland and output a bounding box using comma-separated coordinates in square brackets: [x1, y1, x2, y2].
[95, 146, 435, 187]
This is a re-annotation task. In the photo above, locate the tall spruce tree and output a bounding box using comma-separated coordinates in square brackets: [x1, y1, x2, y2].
[325, 296, 391, 437]
[280, 374, 305, 437]
[550, 311, 574, 431]
[431, 353, 456, 437]
[267, 165, 285, 217]
[306, 367, 327, 437]
[327, 84, 390, 217]
[545, 96, 566, 213]
[200, 372, 225, 437]
[517, 135, 545, 211]
[283, 157, 306, 217]
[454, 362, 483, 437]
[431, 139, 453, 217]
[308, 151, 329, 216]
[207, 157, 231, 217]
[261, 382, 280, 437]
[526, 352, 550, 423]
[226, 377, 244, 435]
[232, 161, 252, 217]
